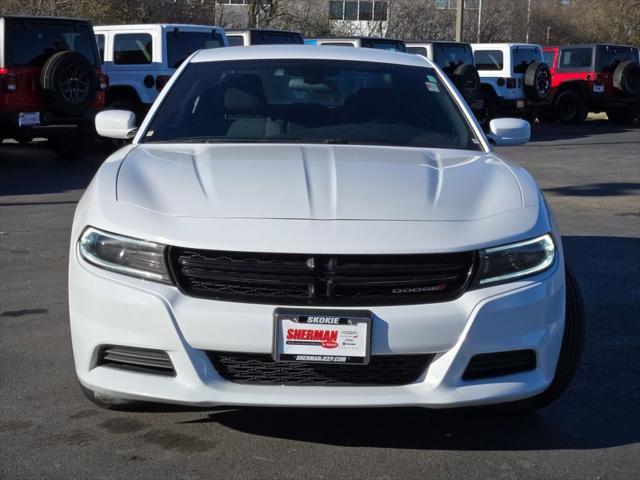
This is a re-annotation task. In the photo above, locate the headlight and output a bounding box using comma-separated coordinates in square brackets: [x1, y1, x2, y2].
[78, 227, 172, 284]
[476, 234, 555, 286]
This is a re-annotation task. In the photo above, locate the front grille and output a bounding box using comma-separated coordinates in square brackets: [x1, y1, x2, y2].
[97, 345, 175, 376]
[168, 247, 475, 306]
[463, 350, 537, 380]
[208, 352, 434, 386]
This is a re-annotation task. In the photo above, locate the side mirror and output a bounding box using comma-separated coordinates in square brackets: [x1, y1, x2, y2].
[486, 118, 530, 146]
[95, 110, 137, 140]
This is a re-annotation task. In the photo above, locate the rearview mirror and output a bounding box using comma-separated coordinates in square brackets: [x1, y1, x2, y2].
[95, 110, 137, 140]
[486, 118, 530, 146]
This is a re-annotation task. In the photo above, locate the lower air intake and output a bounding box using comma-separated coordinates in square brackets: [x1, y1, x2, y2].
[207, 352, 434, 386]
[97, 345, 175, 376]
[463, 350, 536, 380]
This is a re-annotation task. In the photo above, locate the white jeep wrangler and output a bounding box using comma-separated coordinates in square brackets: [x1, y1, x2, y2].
[471, 43, 551, 121]
[94, 24, 227, 121]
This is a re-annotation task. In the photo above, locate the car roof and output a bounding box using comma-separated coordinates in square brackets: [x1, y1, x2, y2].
[94, 23, 224, 30]
[472, 43, 541, 48]
[545, 43, 638, 50]
[407, 41, 471, 46]
[314, 36, 404, 42]
[226, 29, 301, 34]
[1, 15, 91, 23]
[192, 44, 429, 67]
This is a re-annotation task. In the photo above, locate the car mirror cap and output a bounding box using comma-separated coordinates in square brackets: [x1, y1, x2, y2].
[95, 110, 137, 140]
[488, 117, 531, 146]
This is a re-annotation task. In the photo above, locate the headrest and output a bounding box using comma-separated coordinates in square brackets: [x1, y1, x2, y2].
[222, 73, 266, 114]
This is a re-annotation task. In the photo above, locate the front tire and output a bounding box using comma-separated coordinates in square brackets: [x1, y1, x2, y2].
[496, 268, 585, 412]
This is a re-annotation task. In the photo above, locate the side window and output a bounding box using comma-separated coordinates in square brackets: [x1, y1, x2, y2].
[95, 34, 105, 63]
[227, 35, 244, 47]
[474, 50, 503, 71]
[558, 48, 592, 69]
[113, 33, 152, 65]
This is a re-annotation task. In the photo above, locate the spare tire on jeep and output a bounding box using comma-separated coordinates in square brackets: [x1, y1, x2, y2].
[613, 61, 640, 97]
[40, 51, 98, 117]
[452, 63, 481, 103]
[524, 62, 552, 101]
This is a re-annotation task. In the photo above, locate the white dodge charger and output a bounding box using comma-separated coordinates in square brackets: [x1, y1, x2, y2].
[70, 46, 583, 411]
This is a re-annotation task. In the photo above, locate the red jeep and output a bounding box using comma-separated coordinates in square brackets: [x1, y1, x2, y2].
[542, 44, 640, 124]
[0, 16, 107, 159]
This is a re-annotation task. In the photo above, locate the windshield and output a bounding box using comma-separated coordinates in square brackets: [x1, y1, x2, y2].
[143, 59, 481, 151]
[166, 30, 225, 68]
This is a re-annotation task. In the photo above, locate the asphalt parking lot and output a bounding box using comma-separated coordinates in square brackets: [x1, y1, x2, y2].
[1, 119, 639, 480]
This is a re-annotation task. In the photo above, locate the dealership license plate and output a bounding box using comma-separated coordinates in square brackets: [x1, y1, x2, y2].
[18, 112, 40, 127]
[516, 100, 526, 109]
[593, 84, 604, 93]
[273, 308, 371, 365]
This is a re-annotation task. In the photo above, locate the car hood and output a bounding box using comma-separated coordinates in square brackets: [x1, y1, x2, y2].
[116, 144, 524, 221]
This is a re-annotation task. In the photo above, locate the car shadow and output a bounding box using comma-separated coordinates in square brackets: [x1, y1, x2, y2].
[544, 182, 640, 197]
[171, 236, 640, 451]
[528, 119, 639, 144]
[0, 141, 109, 197]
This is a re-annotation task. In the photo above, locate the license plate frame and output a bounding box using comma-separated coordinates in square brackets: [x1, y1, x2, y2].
[273, 308, 372, 365]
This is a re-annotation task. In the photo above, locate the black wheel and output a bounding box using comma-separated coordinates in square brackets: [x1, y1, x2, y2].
[40, 51, 97, 117]
[483, 92, 502, 123]
[537, 109, 556, 122]
[613, 61, 640, 97]
[80, 384, 134, 410]
[524, 62, 552, 101]
[495, 268, 585, 412]
[452, 64, 481, 104]
[49, 131, 94, 160]
[554, 89, 587, 125]
[606, 108, 637, 125]
[521, 107, 538, 125]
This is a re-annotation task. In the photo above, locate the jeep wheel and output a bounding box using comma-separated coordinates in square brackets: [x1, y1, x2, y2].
[613, 61, 640, 97]
[452, 64, 481, 104]
[49, 132, 94, 160]
[524, 62, 552, 101]
[41, 51, 98, 117]
[554, 89, 587, 125]
[606, 108, 637, 125]
[493, 267, 585, 412]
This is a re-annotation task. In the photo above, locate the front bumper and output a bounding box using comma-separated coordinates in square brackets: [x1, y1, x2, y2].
[70, 243, 566, 408]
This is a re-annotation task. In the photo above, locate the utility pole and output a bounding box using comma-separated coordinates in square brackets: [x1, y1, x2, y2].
[455, 0, 464, 42]
[476, 0, 483, 43]
[525, 0, 532, 43]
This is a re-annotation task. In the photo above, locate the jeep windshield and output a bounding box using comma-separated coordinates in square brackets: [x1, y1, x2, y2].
[143, 59, 481, 151]
[5, 19, 99, 67]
